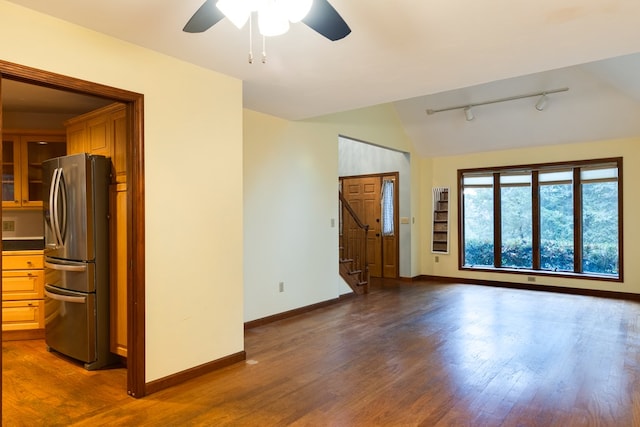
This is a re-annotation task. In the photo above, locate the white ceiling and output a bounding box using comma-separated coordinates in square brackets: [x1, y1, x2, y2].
[5, 0, 640, 156]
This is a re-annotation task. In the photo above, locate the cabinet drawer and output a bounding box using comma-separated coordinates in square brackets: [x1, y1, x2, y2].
[2, 300, 44, 331]
[2, 254, 44, 270]
[2, 270, 44, 300]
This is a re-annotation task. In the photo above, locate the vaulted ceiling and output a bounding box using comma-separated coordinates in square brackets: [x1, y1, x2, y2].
[5, 0, 640, 156]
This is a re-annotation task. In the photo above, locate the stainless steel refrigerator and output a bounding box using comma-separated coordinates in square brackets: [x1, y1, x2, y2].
[43, 153, 116, 370]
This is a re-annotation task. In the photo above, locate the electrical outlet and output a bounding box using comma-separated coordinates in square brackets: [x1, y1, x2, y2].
[279, 282, 284, 292]
[2, 220, 15, 232]
[435, 255, 439, 263]
[527, 276, 536, 282]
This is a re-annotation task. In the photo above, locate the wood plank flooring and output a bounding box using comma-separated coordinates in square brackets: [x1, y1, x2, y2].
[3, 279, 640, 426]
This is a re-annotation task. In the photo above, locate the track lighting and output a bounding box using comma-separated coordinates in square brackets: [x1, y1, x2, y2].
[426, 87, 568, 120]
[464, 107, 474, 121]
[535, 94, 548, 111]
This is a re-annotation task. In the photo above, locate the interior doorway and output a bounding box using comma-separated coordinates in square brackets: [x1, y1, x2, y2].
[340, 173, 399, 278]
[0, 61, 146, 397]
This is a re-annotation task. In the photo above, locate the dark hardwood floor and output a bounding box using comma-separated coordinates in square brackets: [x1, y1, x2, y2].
[3, 279, 640, 426]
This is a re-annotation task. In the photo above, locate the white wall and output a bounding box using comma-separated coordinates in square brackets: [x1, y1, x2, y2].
[244, 105, 419, 322]
[338, 136, 412, 277]
[0, 1, 244, 382]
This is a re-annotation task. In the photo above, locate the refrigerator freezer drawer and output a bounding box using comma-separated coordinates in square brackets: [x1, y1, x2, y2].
[45, 257, 95, 293]
[44, 285, 96, 365]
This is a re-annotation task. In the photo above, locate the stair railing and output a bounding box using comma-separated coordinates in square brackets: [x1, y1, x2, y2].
[339, 191, 370, 294]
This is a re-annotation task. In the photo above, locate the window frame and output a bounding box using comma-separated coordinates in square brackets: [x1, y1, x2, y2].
[457, 157, 623, 282]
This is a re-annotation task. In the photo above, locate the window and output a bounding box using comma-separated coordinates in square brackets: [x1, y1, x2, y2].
[459, 158, 622, 281]
[500, 173, 532, 269]
[381, 178, 395, 236]
[462, 175, 494, 266]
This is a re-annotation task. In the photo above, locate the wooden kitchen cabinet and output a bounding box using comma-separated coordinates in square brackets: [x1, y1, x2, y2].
[2, 250, 45, 338]
[65, 102, 128, 358]
[2, 131, 66, 209]
[65, 102, 127, 182]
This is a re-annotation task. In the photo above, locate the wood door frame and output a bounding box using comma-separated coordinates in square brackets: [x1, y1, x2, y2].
[0, 60, 146, 398]
[339, 172, 400, 278]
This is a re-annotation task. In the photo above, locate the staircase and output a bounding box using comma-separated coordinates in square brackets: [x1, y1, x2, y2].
[339, 192, 370, 294]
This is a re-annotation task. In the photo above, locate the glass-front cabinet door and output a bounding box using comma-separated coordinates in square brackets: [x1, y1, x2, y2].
[2, 135, 21, 208]
[21, 136, 67, 207]
[2, 133, 66, 209]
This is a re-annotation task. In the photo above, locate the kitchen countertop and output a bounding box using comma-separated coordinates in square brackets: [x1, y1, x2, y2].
[2, 237, 45, 251]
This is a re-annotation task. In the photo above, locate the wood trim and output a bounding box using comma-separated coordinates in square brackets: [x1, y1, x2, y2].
[573, 168, 582, 273]
[244, 296, 351, 330]
[127, 93, 146, 398]
[457, 170, 465, 269]
[383, 172, 400, 279]
[531, 171, 540, 270]
[417, 275, 640, 301]
[0, 60, 146, 398]
[145, 351, 246, 395]
[2, 328, 44, 341]
[493, 172, 501, 267]
[617, 158, 624, 282]
[2, 129, 65, 136]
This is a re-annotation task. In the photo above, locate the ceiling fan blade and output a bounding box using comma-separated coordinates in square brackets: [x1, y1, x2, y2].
[302, 0, 351, 41]
[183, 0, 225, 33]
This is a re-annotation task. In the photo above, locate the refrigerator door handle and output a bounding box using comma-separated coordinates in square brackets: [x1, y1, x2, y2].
[51, 167, 65, 247]
[48, 167, 60, 247]
[45, 260, 87, 272]
[44, 288, 87, 304]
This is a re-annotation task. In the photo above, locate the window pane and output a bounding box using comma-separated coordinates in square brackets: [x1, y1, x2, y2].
[582, 181, 619, 275]
[381, 179, 394, 236]
[540, 182, 574, 271]
[501, 184, 532, 268]
[539, 170, 572, 183]
[464, 176, 493, 186]
[581, 166, 617, 181]
[463, 186, 494, 266]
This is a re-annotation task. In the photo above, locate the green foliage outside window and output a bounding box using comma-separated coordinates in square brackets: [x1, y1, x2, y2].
[460, 160, 620, 279]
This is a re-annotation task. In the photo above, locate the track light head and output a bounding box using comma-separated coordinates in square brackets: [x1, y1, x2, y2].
[535, 94, 548, 111]
[464, 107, 474, 121]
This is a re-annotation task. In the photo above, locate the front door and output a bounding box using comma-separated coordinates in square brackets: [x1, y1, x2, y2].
[341, 174, 398, 278]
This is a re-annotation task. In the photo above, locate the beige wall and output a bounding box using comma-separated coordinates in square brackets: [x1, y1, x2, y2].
[0, 1, 244, 382]
[421, 137, 640, 294]
[244, 105, 420, 321]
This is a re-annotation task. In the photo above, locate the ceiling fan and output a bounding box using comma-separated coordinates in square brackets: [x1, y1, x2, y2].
[183, 0, 351, 41]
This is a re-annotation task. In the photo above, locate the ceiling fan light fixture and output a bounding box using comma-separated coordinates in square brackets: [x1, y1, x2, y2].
[246, 0, 267, 12]
[258, 1, 290, 36]
[280, 0, 313, 23]
[216, 0, 250, 29]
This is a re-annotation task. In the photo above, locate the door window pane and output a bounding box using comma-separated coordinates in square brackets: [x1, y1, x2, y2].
[381, 179, 394, 236]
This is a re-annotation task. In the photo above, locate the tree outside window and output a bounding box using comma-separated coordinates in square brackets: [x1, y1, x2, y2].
[459, 158, 622, 280]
